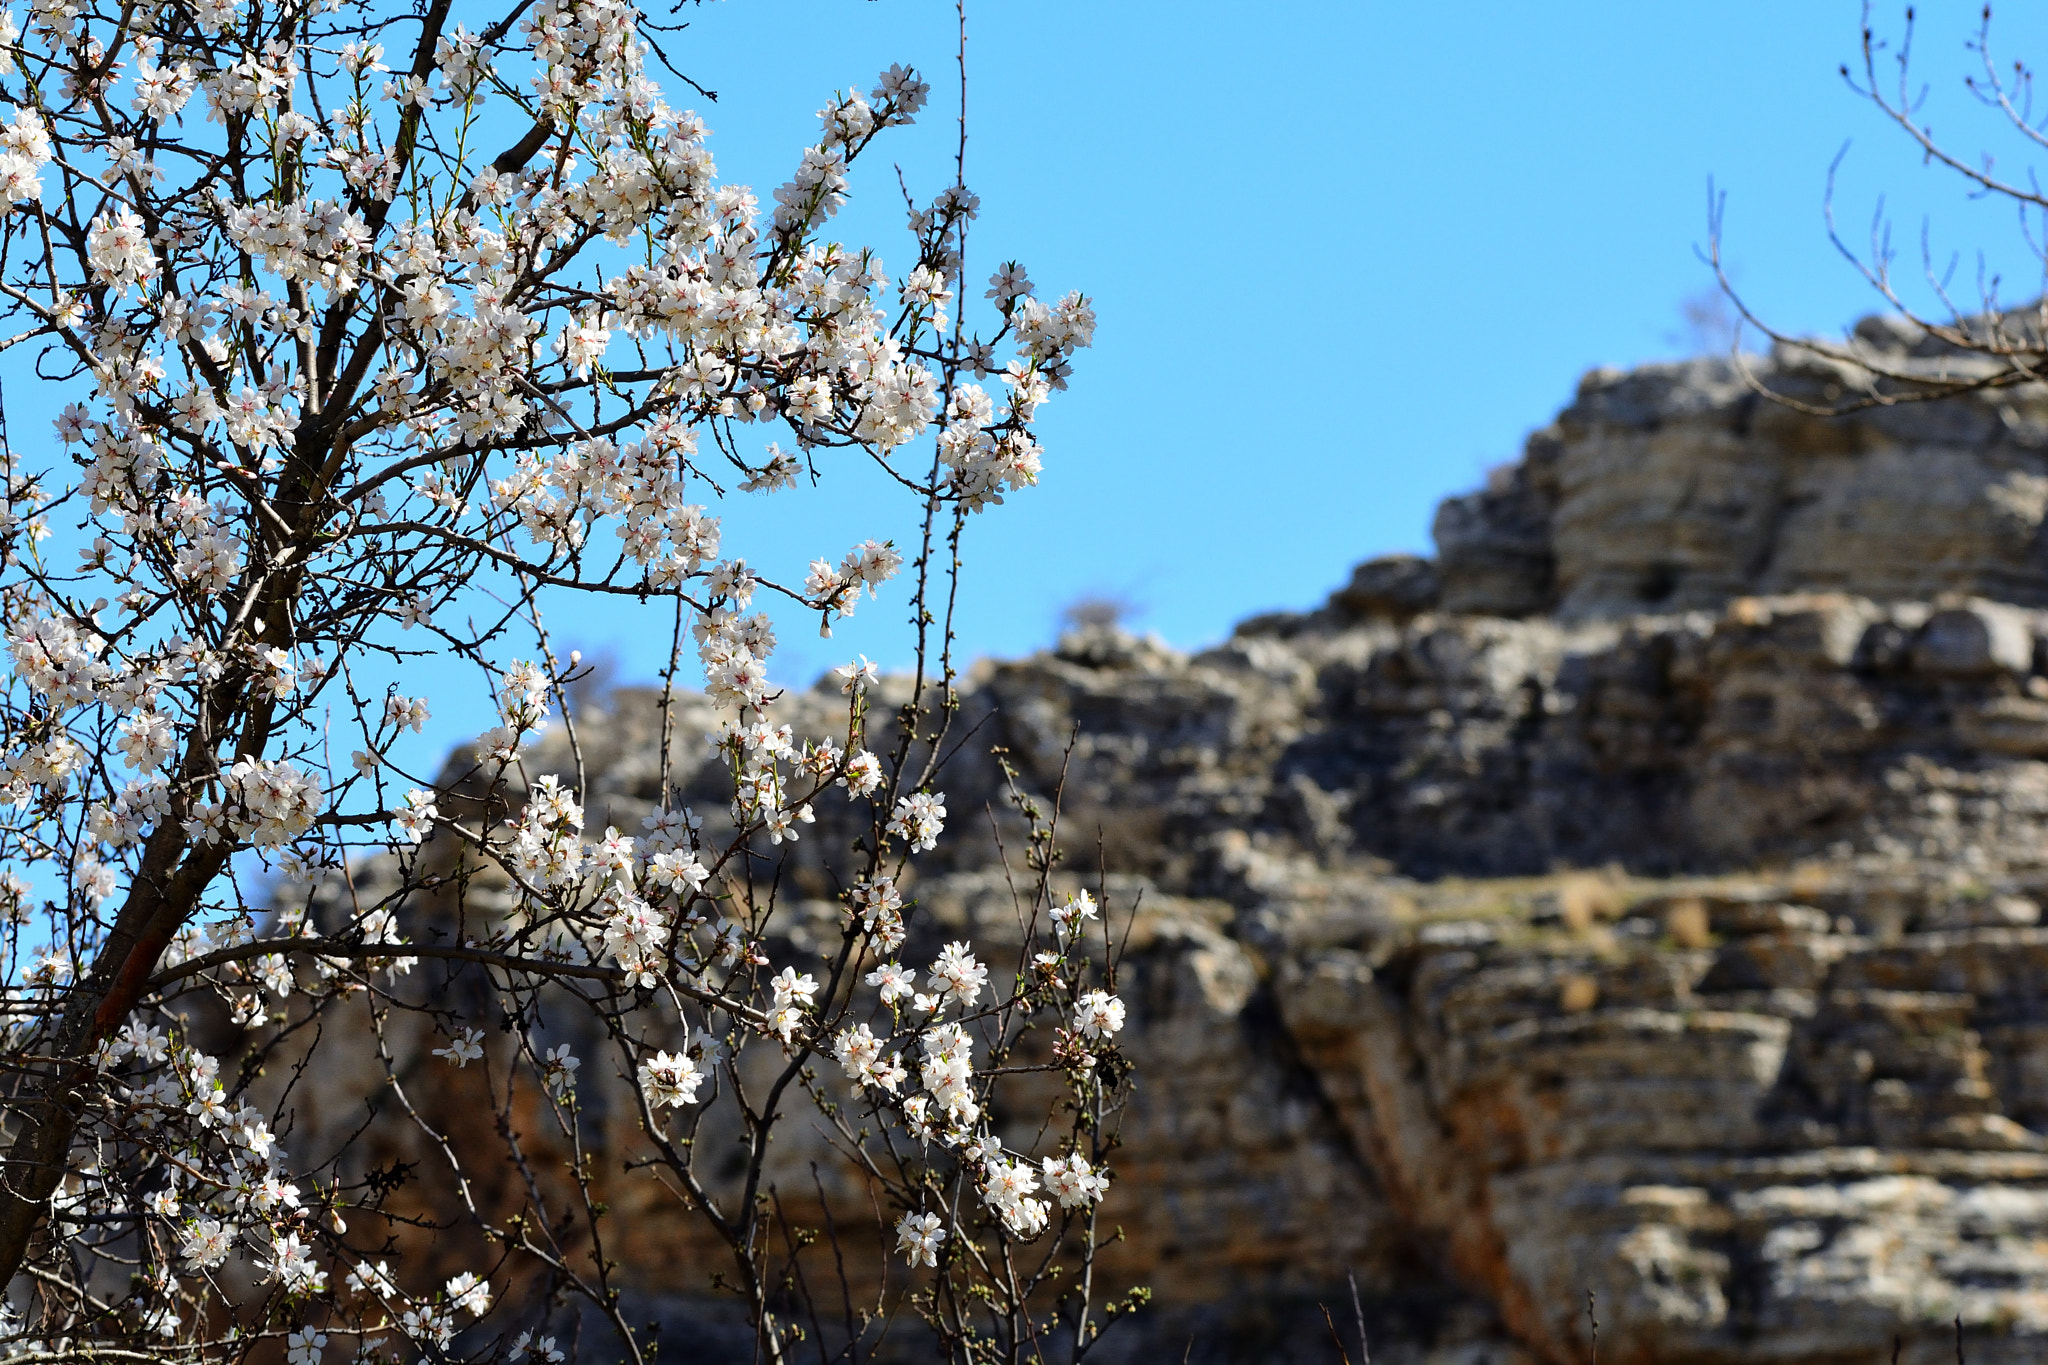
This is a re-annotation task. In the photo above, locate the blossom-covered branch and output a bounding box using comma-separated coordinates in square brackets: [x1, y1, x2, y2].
[0, 0, 1123, 1360]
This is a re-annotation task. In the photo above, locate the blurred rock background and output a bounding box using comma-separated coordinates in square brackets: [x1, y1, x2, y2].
[288, 332, 2048, 1364]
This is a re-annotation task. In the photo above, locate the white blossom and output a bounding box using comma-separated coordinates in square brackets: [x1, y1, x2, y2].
[895, 1210, 945, 1268]
[445, 1270, 491, 1317]
[887, 791, 946, 852]
[259, 1230, 327, 1294]
[434, 1028, 484, 1067]
[925, 941, 988, 1010]
[180, 1216, 233, 1269]
[639, 1048, 705, 1109]
[1042, 1151, 1109, 1208]
[1073, 990, 1126, 1042]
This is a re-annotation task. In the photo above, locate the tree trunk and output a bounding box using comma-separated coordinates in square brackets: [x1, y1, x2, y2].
[0, 838, 228, 1286]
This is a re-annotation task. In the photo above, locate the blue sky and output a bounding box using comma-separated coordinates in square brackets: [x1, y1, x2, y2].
[23, 0, 2048, 771]
[600, 0, 2048, 686]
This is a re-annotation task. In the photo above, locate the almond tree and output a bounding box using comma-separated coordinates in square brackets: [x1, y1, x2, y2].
[0, 0, 1128, 1360]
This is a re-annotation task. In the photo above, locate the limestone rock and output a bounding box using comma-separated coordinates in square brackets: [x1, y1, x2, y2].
[1424, 350, 2048, 620]
[292, 325, 2048, 1362]
[1335, 554, 1443, 622]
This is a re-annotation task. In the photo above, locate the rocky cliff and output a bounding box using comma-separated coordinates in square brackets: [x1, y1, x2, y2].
[306, 337, 2048, 1364]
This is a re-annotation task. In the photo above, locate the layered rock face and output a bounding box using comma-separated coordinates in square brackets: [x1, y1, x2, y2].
[1426, 331, 2048, 621]
[314, 341, 2048, 1363]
